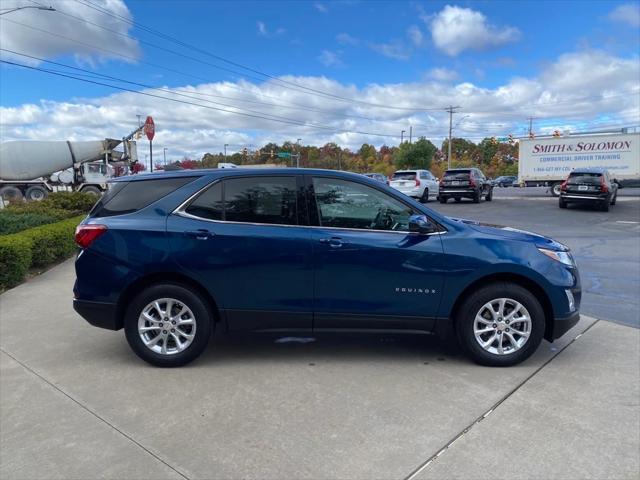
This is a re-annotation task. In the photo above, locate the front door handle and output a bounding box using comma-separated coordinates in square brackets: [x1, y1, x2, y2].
[319, 237, 344, 248]
[185, 229, 213, 240]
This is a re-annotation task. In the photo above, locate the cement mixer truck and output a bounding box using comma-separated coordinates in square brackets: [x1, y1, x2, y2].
[0, 129, 142, 202]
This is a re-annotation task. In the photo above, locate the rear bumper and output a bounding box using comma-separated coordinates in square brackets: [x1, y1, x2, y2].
[560, 193, 608, 202]
[393, 187, 422, 197]
[73, 299, 121, 330]
[549, 311, 580, 341]
[439, 188, 476, 197]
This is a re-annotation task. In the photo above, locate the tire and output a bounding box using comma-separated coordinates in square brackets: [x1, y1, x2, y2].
[455, 282, 545, 367]
[420, 188, 429, 203]
[551, 183, 562, 197]
[81, 186, 102, 196]
[600, 200, 609, 212]
[473, 190, 480, 203]
[485, 188, 493, 201]
[439, 196, 447, 204]
[0, 186, 24, 203]
[124, 284, 213, 367]
[25, 185, 48, 202]
[610, 193, 617, 206]
[559, 198, 567, 209]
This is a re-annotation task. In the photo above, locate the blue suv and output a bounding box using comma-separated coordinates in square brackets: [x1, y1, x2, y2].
[73, 169, 581, 367]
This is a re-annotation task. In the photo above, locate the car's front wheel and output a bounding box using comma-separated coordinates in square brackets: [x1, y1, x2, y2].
[124, 284, 213, 367]
[455, 283, 545, 366]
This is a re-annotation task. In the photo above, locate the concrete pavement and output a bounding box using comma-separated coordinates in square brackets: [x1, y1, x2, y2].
[1, 259, 638, 479]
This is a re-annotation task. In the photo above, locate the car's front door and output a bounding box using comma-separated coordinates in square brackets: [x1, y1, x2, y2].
[308, 176, 445, 331]
[167, 175, 313, 332]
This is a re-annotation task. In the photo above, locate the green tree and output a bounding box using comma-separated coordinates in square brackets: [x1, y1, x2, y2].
[393, 137, 437, 170]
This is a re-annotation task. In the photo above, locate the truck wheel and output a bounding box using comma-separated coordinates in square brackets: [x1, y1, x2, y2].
[80, 186, 102, 196]
[455, 282, 545, 366]
[551, 183, 562, 197]
[124, 284, 213, 367]
[0, 186, 23, 203]
[25, 185, 48, 202]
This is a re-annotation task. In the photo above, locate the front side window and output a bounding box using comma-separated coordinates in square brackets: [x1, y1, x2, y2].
[312, 177, 415, 232]
[186, 176, 298, 225]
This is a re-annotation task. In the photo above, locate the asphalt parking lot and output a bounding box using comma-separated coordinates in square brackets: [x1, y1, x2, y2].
[1, 187, 639, 480]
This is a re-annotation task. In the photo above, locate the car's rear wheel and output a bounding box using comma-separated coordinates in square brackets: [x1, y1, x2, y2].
[420, 188, 429, 203]
[124, 284, 213, 367]
[600, 200, 610, 212]
[473, 191, 480, 203]
[559, 198, 567, 208]
[455, 283, 545, 366]
[439, 196, 447, 204]
[485, 188, 493, 201]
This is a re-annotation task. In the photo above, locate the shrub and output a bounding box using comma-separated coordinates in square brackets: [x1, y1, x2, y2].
[5, 202, 73, 221]
[43, 191, 98, 213]
[0, 215, 84, 290]
[0, 211, 60, 235]
[0, 235, 32, 290]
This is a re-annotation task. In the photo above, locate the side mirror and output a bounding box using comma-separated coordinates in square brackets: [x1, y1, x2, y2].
[409, 214, 437, 234]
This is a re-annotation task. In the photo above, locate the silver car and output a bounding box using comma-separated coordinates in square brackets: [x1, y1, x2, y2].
[389, 169, 439, 203]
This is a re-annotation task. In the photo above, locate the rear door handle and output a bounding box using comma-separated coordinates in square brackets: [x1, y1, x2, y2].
[185, 229, 213, 240]
[319, 237, 344, 248]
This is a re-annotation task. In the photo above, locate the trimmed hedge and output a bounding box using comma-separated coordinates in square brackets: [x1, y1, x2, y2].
[0, 211, 61, 235]
[0, 215, 84, 291]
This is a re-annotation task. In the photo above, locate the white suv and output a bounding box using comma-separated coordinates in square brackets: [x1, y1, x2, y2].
[389, 169, 439, 203]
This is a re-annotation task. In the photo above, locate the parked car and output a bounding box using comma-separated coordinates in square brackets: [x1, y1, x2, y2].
[363, 173, 388, 184]
[493, 176, 518, 187]
[389, 169, 438, 203]
[74, 169, 581, 367]
[439, 168, 493, 203]
[559, 168, 618, 212]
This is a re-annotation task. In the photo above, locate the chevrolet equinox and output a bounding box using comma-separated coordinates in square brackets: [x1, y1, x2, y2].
[74, 169, 581, 367]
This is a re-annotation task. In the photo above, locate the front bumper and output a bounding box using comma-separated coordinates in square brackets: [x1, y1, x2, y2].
[73, 299, 121, 330]
[548, 311, 580, 341]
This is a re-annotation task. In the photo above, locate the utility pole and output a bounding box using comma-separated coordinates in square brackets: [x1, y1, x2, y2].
[224, 144, 228, 161]
[409, 126, 412, 144]
[445, 105, 461, 170]
[528, 117, 535, 137]
[401, 130, 405, 144]
[296, 138, 302, 168]
[163, 147, 167, 166]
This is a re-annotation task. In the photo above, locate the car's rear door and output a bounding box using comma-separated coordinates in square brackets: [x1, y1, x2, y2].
[307, 175, 445, 331]
[167, 174, 313, 331]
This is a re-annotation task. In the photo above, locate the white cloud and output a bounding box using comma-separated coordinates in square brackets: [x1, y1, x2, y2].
[336, 33, 359, 46]
[1, 51, 638, 156]
[609, 3, 640, 27]
[428, 5, 520, 56]
[318, 50, 343, 67]
[369, 41, 411, 60]
[314, 2, 328, 13]
[0, 0, 140, 66]
[426, 67, 458, 82]
[256, 21, 285, 37]
[406, 25, 424, 47]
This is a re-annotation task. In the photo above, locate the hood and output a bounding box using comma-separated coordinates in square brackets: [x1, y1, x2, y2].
[448, 217, 569, 251]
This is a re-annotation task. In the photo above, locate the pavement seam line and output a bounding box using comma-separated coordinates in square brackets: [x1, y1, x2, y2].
[402, 319, 601, 480]
[0, 347, 191, 480]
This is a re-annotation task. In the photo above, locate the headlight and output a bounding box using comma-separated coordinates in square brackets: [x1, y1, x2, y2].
[538, 248, 574, 266]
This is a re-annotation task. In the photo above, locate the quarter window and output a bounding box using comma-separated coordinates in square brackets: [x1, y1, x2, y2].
[312, 177, 415, 231]
[185, 181, 223, 220]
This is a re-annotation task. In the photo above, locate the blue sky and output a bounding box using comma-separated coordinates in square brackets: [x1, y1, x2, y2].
[1, 0, 639, 156]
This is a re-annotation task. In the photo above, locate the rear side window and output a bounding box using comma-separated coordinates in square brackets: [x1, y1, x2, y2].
[392, 172, 416, 180]
[91, 177, 197, 217]
[185, 176, 298, 225]
[568, 173, 602, 185]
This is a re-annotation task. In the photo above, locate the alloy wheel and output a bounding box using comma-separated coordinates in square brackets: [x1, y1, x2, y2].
[138, 298, 197, 355]
[473, 298, 532, 355]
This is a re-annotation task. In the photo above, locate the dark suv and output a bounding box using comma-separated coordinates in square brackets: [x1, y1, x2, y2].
[74, 169, 580, 367]
[439, 168, 493, 203]
[559, 168, 618, 211]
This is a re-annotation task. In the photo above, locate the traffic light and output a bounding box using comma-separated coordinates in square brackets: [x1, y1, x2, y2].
[553, 130, 561, 138]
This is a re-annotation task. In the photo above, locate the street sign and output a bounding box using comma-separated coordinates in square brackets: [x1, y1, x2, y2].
[144, 116, 155, 141]
[277, 152, 291, 158]
[496, 137, 508, 142]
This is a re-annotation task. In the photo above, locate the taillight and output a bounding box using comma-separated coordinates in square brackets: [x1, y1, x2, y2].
[415, 178, 421, 187]
[600, 176, 608, 193]
[468, 177, 476, 187]
[560, 180, 568, 191]
[439, 179, 444, 187]
[75, 224, 107, 249]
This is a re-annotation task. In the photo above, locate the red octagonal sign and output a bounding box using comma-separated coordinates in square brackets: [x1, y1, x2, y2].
[144, 116, 155, 141]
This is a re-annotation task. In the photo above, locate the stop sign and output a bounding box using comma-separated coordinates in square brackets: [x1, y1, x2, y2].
[144, 116, 155, 141]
